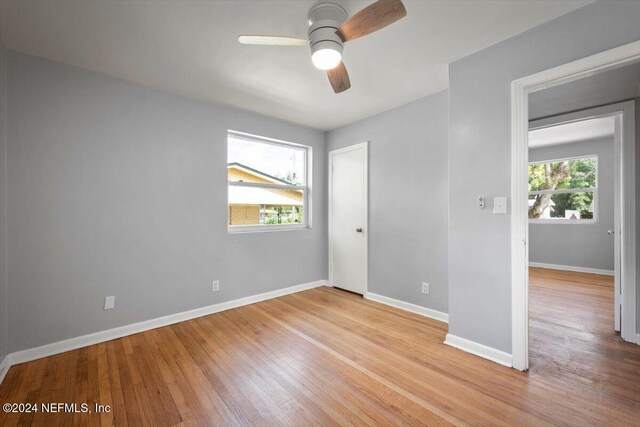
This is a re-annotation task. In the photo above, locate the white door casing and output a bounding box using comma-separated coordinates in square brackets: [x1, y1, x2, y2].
[329, 142, 368, 294]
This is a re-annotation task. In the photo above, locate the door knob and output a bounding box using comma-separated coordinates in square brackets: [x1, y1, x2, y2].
[356, 228, 363, 233]
[607, 230, 615, 235]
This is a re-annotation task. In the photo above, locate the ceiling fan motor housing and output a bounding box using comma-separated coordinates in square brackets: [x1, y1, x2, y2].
[307, 2, 347, 59]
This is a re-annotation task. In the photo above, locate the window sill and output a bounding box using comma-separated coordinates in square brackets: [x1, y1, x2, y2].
[228, 224, 310, 234]
[529, 219, 597, 225]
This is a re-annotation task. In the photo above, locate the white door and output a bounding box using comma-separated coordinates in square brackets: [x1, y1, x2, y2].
[329, 142, 367, 294]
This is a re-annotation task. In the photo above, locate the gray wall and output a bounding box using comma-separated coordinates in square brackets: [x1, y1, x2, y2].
[5, 51, 327, 353]
[0, 47, 8, 363]
[528, 62, 640, 120]
[448, 0, 640, 353]
[326, 92, 449, 314]
[529, 138, 615, 271]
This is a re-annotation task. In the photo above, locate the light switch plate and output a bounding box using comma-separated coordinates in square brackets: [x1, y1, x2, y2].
[493, 197, 507, 214]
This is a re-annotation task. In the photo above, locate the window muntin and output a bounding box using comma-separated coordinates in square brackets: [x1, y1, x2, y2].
[528, 155, 597, 223]
[227, 132, 310, 231]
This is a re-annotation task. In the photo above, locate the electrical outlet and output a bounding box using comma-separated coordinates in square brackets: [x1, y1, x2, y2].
[104, 296, 115, 310]
[212, 280, 220, 292]
[421, 282, 430, 294]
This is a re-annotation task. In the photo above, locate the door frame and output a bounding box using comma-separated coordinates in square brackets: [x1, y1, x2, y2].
[328, 142, 368, 294]
[511, 40, 640, 371]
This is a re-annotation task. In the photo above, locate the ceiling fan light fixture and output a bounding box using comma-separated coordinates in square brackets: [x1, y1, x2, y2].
[307, 3, 346, 71]
[311, 46, 342, 70]
[238, 1, 408, 93]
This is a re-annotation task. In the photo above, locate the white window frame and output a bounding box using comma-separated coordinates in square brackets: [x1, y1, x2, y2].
[227, 130, 312, 233]
[528, 154, 598, 225]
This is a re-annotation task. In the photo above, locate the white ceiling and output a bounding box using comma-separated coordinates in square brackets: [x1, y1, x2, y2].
[528, 116, 615, 149]
[0, 0, 592, 130]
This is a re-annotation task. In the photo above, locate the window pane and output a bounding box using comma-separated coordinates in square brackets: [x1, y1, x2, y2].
[528, 157, 597, 192]
[228, 135, 305, 185]
[228, 185, 304, 226]
[529, 192, 595, 220]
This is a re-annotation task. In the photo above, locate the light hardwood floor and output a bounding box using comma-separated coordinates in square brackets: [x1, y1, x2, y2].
[1, 268, 639, 426]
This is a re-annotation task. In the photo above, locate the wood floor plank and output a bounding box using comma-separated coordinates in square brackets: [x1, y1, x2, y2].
[158, 326, 240, 426]
[196, 313, 349, 426]
[1, 268, 639, 426]
[270, 292, 552, 426]
[256, 297, 513, 425]
[222, 305, 437, 426]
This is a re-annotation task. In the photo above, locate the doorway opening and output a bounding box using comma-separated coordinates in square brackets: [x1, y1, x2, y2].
[510, 41, 639, 371]
[526, 104, 629, 373]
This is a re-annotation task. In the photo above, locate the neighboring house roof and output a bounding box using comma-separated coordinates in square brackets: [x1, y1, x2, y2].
[227, 162, 293, 186]
[227, 162, 303, 206]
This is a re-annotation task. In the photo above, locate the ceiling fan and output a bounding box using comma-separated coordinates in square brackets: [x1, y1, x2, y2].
[238, 0, 407, 93]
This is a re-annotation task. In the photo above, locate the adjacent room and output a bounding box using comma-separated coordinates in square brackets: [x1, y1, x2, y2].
[526, 61, 640, 372]
[0, 1, 639, 425]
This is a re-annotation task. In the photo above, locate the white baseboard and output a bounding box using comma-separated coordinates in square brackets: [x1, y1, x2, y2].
[364, 292, 449, 323]
[529, 262, 614, 276]
[444, 333, 513, 367]
[0, 280, 327, 384]
[0, 355, 9, 384]
[636, 334, 640, 345]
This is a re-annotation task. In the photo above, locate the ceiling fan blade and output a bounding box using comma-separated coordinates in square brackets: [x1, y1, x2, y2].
[238, 35, 308, 46]
[337, 0, 407, 42]
[327, 62, 351, 93]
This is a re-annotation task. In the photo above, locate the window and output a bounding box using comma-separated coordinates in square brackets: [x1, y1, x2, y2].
[528, 155, 597, 223]
[227, 131, 310, 232]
